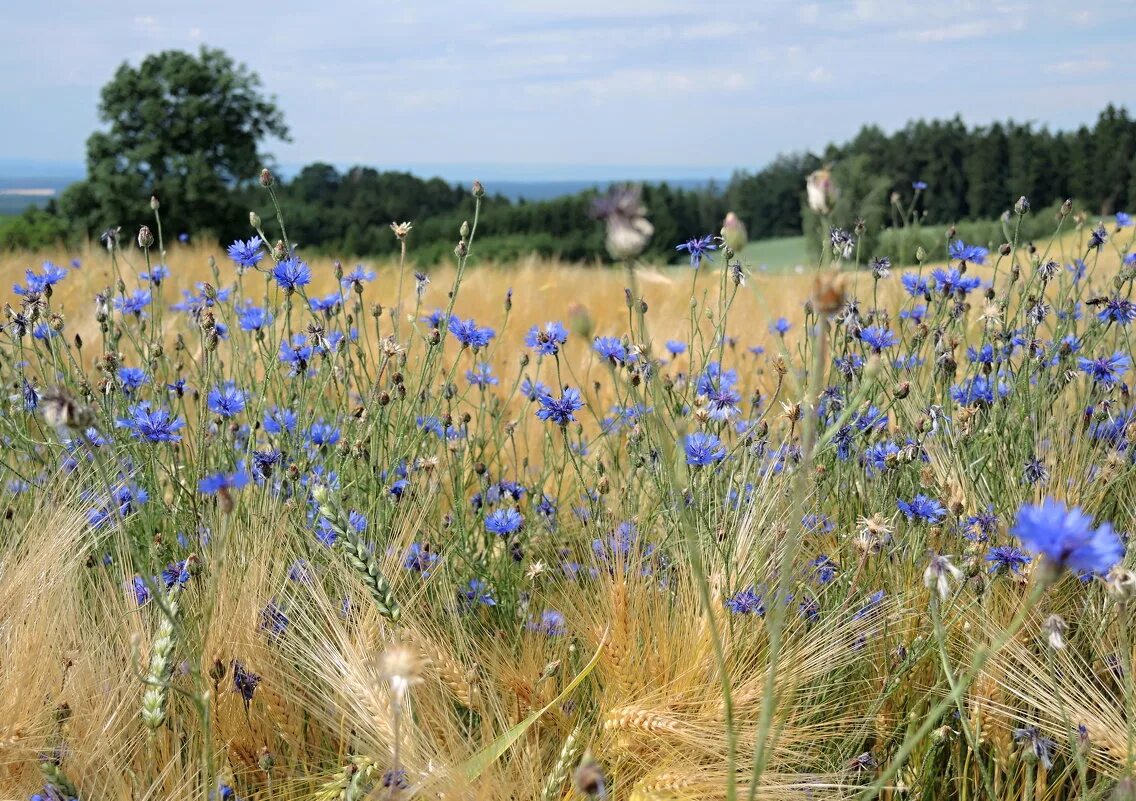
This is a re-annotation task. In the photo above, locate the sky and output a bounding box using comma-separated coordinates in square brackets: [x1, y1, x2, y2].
[3, 0, 1136, 180]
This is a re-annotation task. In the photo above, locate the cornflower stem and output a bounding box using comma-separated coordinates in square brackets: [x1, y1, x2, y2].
[859, 578, 1049, 799]
[929, 592, 997, 799]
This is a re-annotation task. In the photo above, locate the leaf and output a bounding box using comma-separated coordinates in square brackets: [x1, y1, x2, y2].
[456, 631, 606, 782]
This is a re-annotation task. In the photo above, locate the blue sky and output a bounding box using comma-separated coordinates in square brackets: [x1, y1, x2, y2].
[4, 0, 1135, 179]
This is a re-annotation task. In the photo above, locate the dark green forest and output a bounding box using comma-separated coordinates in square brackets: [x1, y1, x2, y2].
[7, 97, 1136, 262]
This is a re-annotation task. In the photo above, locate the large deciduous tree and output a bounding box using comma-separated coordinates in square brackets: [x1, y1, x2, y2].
[61, 47, 289, 242]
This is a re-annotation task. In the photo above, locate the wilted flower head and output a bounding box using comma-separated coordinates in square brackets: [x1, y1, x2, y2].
[923, 553, 963, 599]
[379, 642, 424, 698]
[591, 185, 654, 260]
[806, 167, 837, 215]
[1041, 614, 1067, 650]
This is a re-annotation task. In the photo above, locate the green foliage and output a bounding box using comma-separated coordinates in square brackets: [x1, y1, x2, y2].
[0, 205, 70, 250]
[60, 46, 289, 242]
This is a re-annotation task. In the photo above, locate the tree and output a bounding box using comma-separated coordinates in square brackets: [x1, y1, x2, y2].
[60, 47, 289, 242]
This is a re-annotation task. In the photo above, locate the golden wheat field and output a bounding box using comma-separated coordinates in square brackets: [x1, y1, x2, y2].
[3, 217, 1136, 801]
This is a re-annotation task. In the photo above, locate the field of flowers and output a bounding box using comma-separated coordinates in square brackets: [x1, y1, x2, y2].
[2, 183, 1136, 801]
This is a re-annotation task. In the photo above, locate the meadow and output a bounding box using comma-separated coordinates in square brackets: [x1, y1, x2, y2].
[1, 188, 1136, 801]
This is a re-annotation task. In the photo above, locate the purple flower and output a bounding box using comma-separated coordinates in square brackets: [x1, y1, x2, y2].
[593, 336, 629, 363]
[525, 321, 569, 356]
[985, 545, 1031, 575]
[1078, 352, 1130, 386]
[199, 466, 250, 495]
[535, 387, 585, 426]
[272, 257, 311, 292]
[675, 234, 717, 267]
[227, 236, 265, 269]
[117, 403, 185, 443]
[948, 240, 988, 265]
[859, 325, 897, 352]
[897, 494, 946, 524]
[685, 432, 726, 467]
[450, 317, 495, 350]
[207, 382, 246, 418]
[1011, 498, 1124, 575]
[485, 508, 523, 536]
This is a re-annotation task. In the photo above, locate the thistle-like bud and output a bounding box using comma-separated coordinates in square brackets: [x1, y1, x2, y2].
[250, 211, 262, 229]
[272, 240, 287, 261]
[150, 195, 160, 210]
[137, 226, 154, 249]
[259, 168, 274, 187]
[915, 245, 927, 263]
[1014, 196, 1031, 215]
[459, 220, 470, 239]
[472, 180, 485, 198]
[1060, 198, 1073, 218]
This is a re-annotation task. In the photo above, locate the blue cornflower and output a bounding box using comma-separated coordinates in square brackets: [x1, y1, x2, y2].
[1011, 498, 1124, 575]
[900, 304, 927, 323]
[449, 317, 496, 350]
[951, 375, 1011, 406]
[279, 334, 314, 374]
[811, 555, 838, 584]
[705, 386, 742, 421]
[309, 292, 342, 313]
[117, 366, 148, 394]
[207, 382, 246, 418]
[139, 264, 169, 285]
[32, 322, 57, 340]
[403, 543, 438, 575]
[227, 236, 265, 269]
[341, 264, 376, 285]
[901, 273, 930, 297]
[272, 257, 311, 292]
[675, 234, 717, 267]
[964, 506, 999, 541]
[535, 387, 584, 426]
[466, 362, 499, 387]
[307, 419, 341, 448]
[1068, 260, 1088, 282]
[1013, 726, 1057, 770]
[422, 308, 456, 329]
[525, 321, 569, 356]
[803, 514, 835, 534]
[1098, 297, 1136, 325]
[1117, 212, 1132, 228]
[526, 609, 568, 636]
[593, 336, 628, 362]
[685, 432, 726, 467]
[725, 586, 765, 615]
[696, 362, 738, 395]
[897, 494, 947, 524]
[251, 449, 282, 480]
[237, 303, 274, 331]
[486, 508, 523, 537]
[263, 406, 297, 434]
[118, 403, 184, 443]
[860, 325, 897, 352]
[948, 240, 988, 264]
[162, 559, 192, 588]
[986, 545, 1031, 575]
[521, 377, 551, 401]
[260, 599, 289, 638]
[770, 317, 791, 335]
[1089, 224, 1108, 250]
[232, 660, 260, 705]
[912, 180, 928, 191]
[1078, 352, 1130, 386]
[114, 290, 153, 316]
[199, 466, 251, 495]
[852, 589, 885, 621]
[666, 339, 687, 356]
[932, 267, 982, 294]
[461, 578, 496, 608]
[132, 576, 151, 605]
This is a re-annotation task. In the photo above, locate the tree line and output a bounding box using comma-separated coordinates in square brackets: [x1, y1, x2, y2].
[3, 47, 1135, 261]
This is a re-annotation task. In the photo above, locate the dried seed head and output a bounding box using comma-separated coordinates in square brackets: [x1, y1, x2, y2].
[1042, 614, 1067, 650]
[380, 643, 424, 698]
[137, 226, 154, 249]
[573, 753, 607, 798]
